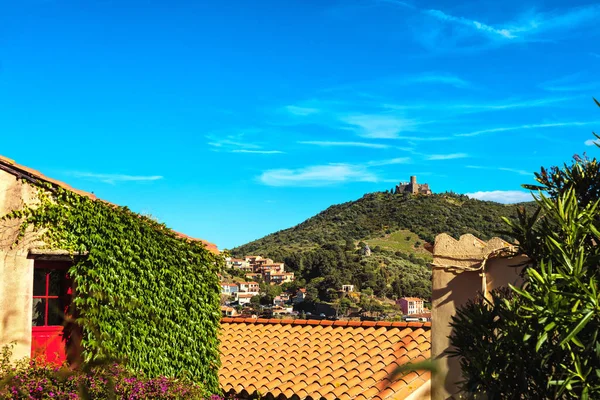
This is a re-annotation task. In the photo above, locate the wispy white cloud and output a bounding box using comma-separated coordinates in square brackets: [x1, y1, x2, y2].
[539, 73, 600, 92]
[592, 53, 600, 59]
[511, 5, 600, 37]
[260, 164, 377, 187]
[377, 0, 414, 8]
[457, 121, 599, 137]
[259, 157, 412, 187]
[380, 1, 600, 47]
[435, 4, 600, 41]
[207, 138, 260, 149]
[425, 9, 515, 39]
[466, 165, 531, 176]
[465, 190, 533, 203]
[207, 134, 283, 154]
[341, 114, 423, 139]
[394, 72, 471, 88]
[72, 172, 163, 184]
[585, 139, 600, 146]
[384, 96, 574, 112]
[498, 167, 531, 176]
[451, 96, 574, 111]
[426, 153, 468, 160]
[299, 141, 390, 149]
[284, 105, 320, 116]
[366, 157, 411, 166]
[232, 149, 285, 154]
[396, 135, 450, 141]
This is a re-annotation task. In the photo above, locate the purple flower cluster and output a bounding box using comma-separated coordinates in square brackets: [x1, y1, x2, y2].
[0, 355, 227, 399]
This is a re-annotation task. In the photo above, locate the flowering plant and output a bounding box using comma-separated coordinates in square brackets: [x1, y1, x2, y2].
[0, 345, 227, 399]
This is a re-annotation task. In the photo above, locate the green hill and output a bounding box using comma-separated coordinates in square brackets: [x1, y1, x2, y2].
[231, 192, 535, 301]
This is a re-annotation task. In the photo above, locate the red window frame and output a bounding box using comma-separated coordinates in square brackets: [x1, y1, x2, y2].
[32, 262, 72, 327]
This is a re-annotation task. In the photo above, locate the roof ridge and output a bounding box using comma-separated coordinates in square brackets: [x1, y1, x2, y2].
[221, 317, 431, 329]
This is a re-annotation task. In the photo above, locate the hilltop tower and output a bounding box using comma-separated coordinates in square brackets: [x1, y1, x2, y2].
[394, 176, 432, 195]
[410, 176, 417, 194]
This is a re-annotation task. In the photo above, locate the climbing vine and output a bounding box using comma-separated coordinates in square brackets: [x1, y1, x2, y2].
[4, 182, 223, 393]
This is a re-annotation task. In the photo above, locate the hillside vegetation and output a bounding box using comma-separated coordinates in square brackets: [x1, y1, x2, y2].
[235, 192, 533, 256]
[232, 192, 535, 301]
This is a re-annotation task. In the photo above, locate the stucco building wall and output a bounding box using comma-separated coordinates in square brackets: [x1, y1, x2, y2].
[0, 169, 44, 360]
[431, 233, 527, 400]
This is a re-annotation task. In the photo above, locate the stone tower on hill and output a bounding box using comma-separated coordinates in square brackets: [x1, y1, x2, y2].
[395, 176, 432, 195]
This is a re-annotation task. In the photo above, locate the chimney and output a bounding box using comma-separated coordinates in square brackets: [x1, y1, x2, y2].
[410, 175, 417, 194]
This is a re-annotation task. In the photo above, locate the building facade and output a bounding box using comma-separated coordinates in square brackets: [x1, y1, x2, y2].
[398, 297, 425, 315]
[0, 155, 219, 365]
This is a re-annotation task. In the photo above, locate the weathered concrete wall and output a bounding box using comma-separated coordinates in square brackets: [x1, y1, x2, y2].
[431, 234, 527, 400]
[0, 169, 43, 360]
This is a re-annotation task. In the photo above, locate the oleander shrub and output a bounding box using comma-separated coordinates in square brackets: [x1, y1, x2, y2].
[449, 103, 600, 399]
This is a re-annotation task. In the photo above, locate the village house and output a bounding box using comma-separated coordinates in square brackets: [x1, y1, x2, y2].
[270, 306, 293, 317]
[256, 262, 284, 273]
[264, 271, 294, 285]
[398, 297, 425, 315]
[342, 284, 354, 293]
[220, 306, 239, 317]
[0, 155, 219, 364]
[244, 255, 263, 264]
[245, 255, 272, 270]
[220, 283, 239, 295]
[406, 312, 432, 322]
[235, 292, 255, 305]
[225, 257, 250, 270]
[273, 295, 286, 307]
[293, 288, 307, 304]
[245, 273, 261, 281]
[279, 292, 290, 302]
[239, 281, 260, 294]
[235, 255, 296, 285]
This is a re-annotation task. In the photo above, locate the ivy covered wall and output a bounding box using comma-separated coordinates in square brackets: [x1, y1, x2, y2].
[5, 183, 223, 393]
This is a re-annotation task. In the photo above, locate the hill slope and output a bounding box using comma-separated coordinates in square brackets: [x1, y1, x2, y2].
[233, 192, 533, 256]
[231, 192, 534, 302]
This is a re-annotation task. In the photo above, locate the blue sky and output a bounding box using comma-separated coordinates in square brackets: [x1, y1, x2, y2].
[1, 0, 599, 249]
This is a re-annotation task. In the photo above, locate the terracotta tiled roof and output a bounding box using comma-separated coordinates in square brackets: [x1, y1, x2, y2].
[219, 318, 431, 400]
[0, 155, 219, 254]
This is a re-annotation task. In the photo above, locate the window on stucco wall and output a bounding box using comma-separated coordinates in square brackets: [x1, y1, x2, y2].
[32, 265, 71, 327]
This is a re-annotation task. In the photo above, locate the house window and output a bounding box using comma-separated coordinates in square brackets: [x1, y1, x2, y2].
[32, 266, 71, 327]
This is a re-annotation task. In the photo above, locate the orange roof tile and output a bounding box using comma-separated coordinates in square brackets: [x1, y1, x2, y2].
[0, 155, 219, 254]
[219, 319, 431, 399]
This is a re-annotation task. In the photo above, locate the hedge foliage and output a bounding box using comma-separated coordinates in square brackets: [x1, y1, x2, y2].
[4, 184, 223, 393]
